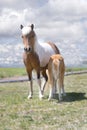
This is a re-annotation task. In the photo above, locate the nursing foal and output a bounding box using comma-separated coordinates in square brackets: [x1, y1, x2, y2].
[47, 54, 66, 101]
[20, 24, 60, 99]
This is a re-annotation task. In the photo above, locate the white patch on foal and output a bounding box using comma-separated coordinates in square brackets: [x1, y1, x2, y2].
[22, 26, 31, 35]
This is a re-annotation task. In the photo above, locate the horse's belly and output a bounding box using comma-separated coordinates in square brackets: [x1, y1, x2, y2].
[40, 59, 49, 67]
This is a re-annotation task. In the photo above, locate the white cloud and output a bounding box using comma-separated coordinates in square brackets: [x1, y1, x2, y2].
[0, 0, 87, 67]
[36, 20, 85, 43]
[48, 0, 87, 16]
[0, 0, 87, 39]
[0, 8, 36, 37]
[0, 0, 47, 10]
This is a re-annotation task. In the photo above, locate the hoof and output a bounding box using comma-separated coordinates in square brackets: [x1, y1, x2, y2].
[27, 95, 32, 99]
[39, 94, 44, 100]
[48, 98, 51, 101]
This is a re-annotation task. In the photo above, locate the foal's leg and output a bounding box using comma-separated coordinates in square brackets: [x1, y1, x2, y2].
[58, 79, 62, 101]
[61, 76, 66, 96]
[48, 75, 54, 101]
[27, 72, 33, 99]
[37, 72, 43, 99]
[48, 84, 53, 101]
[52, 79, 57, 95]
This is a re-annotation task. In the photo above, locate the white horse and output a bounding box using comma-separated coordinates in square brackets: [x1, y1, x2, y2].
[20, 24, 60, 99]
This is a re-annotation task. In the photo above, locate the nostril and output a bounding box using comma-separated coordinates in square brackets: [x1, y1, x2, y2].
[24, 47, 32, 52]
[24, 48, 27, 51]
[28, 47, 31, 51]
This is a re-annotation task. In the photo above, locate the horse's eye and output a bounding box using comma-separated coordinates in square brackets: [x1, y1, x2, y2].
[21, 36, 23, 38]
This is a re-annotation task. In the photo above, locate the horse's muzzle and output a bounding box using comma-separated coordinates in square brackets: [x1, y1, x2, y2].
[24, 47, 32, 53]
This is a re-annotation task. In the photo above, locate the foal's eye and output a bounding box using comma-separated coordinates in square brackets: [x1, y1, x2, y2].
[21, 36, 23, 38]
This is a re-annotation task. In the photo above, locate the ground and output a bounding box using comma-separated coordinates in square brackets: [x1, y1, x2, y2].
[0, 74, 87, 130]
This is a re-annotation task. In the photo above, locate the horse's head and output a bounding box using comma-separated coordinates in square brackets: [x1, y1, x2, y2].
[20, 24, 36, 53]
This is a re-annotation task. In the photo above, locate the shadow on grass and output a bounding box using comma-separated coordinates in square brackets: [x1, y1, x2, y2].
[54, 92, 87, 102]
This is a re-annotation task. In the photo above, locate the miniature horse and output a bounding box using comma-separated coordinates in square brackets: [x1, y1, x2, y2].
[46, 54, 66, 101]
[20, 24, 60, 99]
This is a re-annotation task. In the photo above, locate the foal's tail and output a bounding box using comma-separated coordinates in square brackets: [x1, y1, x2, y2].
[52, 55, 65, 81]
[52, 59, 60, 80]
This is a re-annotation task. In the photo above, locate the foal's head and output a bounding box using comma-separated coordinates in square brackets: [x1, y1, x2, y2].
[20, 24, 36, 53]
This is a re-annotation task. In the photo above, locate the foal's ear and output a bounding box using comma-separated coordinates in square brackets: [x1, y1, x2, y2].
[20, 25, 24, 29]
[31, 24, 34, 30]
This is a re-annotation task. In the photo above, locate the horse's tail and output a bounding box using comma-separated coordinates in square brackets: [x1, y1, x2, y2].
[48, 42, 60, 54]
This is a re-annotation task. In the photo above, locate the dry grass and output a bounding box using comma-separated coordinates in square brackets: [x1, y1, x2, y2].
[0, 74, 87, 130]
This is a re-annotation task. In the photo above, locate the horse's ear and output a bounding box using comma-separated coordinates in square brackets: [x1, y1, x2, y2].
[20, 25, 24, 29]
[31, 24, 34, 30]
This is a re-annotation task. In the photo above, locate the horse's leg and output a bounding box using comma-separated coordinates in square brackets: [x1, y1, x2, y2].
[41, 70, 48, 94]
[27, 72, 33, 99]
[37, 72, 43, 99]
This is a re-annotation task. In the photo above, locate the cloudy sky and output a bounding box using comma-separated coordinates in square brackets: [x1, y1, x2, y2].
[0, 0, 87, 67]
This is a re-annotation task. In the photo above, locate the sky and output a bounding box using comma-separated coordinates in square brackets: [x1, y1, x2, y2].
[0, 0, 87, 67]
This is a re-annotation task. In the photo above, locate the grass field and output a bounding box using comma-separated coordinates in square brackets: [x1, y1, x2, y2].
[0, 73, 87, 130]
[0, 67, 87, 78]
[0, 68, 26, 78]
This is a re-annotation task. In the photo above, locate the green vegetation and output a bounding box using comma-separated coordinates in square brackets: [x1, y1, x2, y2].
[66, 66, 87, 72]
[0, 67, 87, 79]
[0, 74, 87, 130]
[0, 68, 26, 78]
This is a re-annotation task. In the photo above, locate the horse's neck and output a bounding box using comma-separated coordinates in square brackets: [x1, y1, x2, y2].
[34, 37, 54, 65]
[34, 36, 55, 55]
[34, 38, 42, 52]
